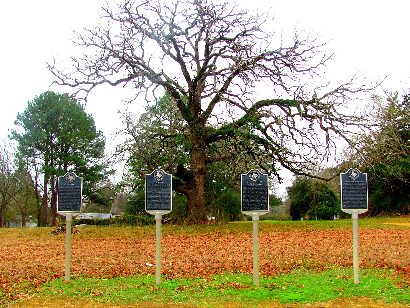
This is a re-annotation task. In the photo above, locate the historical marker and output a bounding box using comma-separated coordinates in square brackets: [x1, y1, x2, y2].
[57, 172, 82, 282]
[145, 169, 172, 214]
[145, 169, 173, 285]
[241, 169, 269, 213]
[57, 172, 82, 213]
[241, 169, 269, 287]
[340, 168, 368, 213]
[340, 168, 368, 285]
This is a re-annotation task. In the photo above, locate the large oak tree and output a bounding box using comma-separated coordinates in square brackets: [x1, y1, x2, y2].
[49, 0, 373, 222]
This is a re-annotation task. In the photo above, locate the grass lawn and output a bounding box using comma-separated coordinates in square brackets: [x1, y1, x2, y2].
[12, 268, 410, 307]
[2, 216, 409, 307]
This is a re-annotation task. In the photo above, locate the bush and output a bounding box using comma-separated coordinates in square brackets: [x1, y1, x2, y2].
[288, 177, 312, 220]
[122, 187, 191, 225]
[119, 189, 154, 226]
[368, 180, 410, 215]
[288, 177, 341, 220]
[208, 188, 242, 222]
[166, 193, 188, 224]
[307, 184, 340, 220]
[118, 213, 154, 226]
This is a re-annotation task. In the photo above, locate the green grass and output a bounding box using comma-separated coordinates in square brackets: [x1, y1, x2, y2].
[15, 268, 409, 307]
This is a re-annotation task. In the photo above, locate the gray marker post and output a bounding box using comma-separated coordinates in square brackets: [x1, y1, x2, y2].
[340, 168, 368, 284]
[57, 172, 82, 282]
[65, 213, 72, 282]
[145, 169, 172, 285]
[241, 169, 269, 286]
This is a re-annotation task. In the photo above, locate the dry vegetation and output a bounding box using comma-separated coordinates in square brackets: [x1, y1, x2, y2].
[1, 218, 409, 303]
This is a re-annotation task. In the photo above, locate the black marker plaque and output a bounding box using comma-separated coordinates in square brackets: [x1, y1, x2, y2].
[241, 169, 269, 213]
[145, 169, 172, 213]
[340, 168, 368, 212]
[57, 172, 82, 213]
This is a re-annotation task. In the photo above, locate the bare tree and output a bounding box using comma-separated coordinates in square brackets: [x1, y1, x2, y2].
[49, 0, 373, 222]
[0, 142, 17, 227]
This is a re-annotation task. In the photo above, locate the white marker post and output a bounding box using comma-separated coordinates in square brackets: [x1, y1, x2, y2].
[65, 213, 73, 282]
[155, 212, 162, 285]
[340, 168, 368, 284]
[57, 172, 83, 282]
[145, 169, 172, 285]
[241, 170, 269, 287]
[352, 210, 360, 284]
[252, 212, 260, 286]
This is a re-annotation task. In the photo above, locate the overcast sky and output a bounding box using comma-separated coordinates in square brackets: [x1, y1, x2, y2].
[1, 0, 409, 193]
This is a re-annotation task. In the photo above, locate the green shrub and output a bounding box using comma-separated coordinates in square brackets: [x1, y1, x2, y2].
[217, 188, 241, 221]
[166, 193, 188, 224]
[288, 177, 341, 220]
[118, 213, 154, 226]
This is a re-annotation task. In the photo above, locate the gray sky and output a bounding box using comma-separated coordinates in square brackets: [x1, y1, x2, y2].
[1, 0, 409, 194]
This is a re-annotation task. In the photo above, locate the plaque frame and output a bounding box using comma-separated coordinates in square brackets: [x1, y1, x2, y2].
[340, 168, 368, 214]
[145, 169, 172, 215]
[241, 169, 270, 216]
[57, 172, 83, 214]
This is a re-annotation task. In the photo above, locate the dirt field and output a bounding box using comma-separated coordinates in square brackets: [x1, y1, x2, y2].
[1, 220, 409, 302]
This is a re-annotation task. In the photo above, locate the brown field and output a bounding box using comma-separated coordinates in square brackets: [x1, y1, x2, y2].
[1, 218, 409, 303]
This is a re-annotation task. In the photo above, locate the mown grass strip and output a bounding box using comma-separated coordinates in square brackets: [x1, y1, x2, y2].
[13, 268, 409, 307]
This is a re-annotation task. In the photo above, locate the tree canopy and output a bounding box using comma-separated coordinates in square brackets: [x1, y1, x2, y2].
[49, 0, 373, 222]
[11, 91, 108, 225]
[350, 91, 410, 215]
[287, 176, 340, 220]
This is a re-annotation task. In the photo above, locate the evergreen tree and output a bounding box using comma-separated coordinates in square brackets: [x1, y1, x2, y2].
[11, 91, 108, 225]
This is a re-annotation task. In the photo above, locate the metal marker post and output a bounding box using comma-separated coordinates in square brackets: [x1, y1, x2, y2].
[155, 212, 162, 285]
[65, 213, 72, 282]
[340, 168, 368, 285]
[145, 169, 172, 286]
[241, 170, 269, 287]
[352, 210, 359, 284]
[58, 172, 82, 283]
[252, 212, 260, 286]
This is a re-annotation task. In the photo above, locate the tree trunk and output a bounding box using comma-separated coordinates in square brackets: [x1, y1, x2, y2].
[21, 213, 27, 228]
[33, 172, 42, 227]
[21, 179, 29, 228]
[51, 175, 57, 226]
[36, 203, 41, 227]
[186, 148, 208, 223]
[42, 174, 49, 226]
[0, 205, 4, 228]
